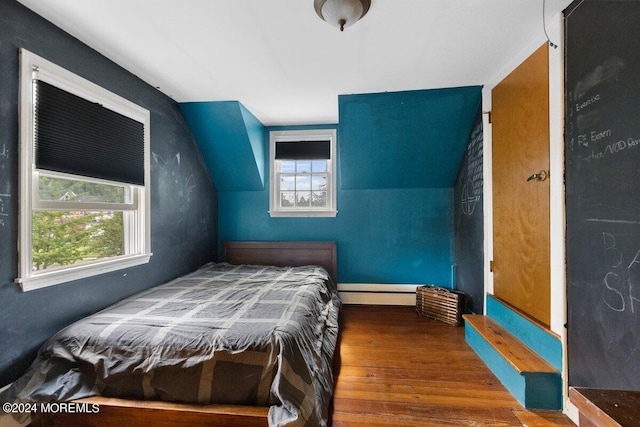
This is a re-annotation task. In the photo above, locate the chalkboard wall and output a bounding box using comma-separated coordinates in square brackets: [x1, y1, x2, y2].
[565, 0, 640, 390]
[0, 1, 217, 387]
[454, 108, 484, 313]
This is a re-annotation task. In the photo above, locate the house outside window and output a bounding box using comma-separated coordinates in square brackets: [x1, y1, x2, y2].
[269, 129, 337, 217]
[17, 49, 151, 291]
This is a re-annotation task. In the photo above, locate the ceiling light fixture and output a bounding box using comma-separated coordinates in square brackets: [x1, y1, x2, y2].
[314, 0, 371, 32]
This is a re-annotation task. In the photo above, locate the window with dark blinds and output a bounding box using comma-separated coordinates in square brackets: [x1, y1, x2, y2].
[275, 140, 330, 160]
[34, 80, 145, 185]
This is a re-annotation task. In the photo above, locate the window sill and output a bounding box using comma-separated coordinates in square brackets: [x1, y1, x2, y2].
[269, 210, 337, 218]
[16, 253, 152, 292]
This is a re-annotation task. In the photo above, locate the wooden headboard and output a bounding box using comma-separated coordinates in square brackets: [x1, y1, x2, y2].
[220, 241, 337, 283]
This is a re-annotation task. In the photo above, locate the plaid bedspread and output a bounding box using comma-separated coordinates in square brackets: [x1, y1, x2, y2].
[1, 263, 341, 427]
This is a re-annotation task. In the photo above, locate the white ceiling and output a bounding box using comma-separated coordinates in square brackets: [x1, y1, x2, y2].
[17, 0, 570, 126]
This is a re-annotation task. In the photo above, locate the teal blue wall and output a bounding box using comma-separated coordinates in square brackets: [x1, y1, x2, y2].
[180, 101, 265, 191]
[218, 187, 454, 285]
[181, 87, 482, 286]
[339, 88, 482, 189]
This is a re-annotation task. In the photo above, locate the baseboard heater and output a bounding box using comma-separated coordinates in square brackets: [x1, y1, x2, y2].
[337, 283, 417, 306]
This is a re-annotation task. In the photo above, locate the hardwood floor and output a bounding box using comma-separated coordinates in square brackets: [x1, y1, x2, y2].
[330, 305, 575, 426]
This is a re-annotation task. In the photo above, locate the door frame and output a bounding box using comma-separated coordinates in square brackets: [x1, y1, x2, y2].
[482, 41, 566, 337]
[480, 12, 572, 418]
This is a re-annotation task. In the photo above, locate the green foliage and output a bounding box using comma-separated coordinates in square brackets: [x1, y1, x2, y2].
[32, 211, 98, 270]
[89, 212, 124, 258]
[32, 175, 126, 271]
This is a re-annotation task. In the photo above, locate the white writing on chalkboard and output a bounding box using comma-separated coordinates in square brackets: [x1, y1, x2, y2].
[575, 94, 601, 112]
[461, 180, 480, 216]
[0, 193, 9, 228]
[459, 121, 483, 217]
[574, 127, 612, 149]
[578, 134, 640, 163]
[602, 232, 640, 314]
[0, 141, 10, 229]
[565, 0, 640, 390]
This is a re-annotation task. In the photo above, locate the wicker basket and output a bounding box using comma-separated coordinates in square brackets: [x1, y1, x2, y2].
[416, 285, 465, 326]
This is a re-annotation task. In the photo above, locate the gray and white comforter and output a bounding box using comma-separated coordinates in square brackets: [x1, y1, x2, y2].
[1, 263, 341, 427]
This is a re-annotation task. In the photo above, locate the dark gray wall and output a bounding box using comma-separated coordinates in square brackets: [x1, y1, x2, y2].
[0, 0, 217, 387]
[453, 108, 484, 313]
[565, 0, 640, 390]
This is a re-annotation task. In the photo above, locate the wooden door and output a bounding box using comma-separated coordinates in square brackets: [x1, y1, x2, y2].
[492, 44, 550, 327]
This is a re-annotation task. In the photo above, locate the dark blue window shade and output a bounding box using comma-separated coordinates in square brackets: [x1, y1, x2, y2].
[275, 140, 330, 160]
[34, 80, 145, 186]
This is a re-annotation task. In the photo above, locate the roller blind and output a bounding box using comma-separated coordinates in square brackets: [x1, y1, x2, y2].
[275, 140, 330, 160]
[34, 80, 145, 185]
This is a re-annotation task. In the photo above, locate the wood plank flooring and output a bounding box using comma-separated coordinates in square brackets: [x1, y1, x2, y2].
[330, 305, 575, 426]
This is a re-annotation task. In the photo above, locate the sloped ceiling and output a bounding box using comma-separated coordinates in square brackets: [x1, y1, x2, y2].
[181, 86, 481, 191]
[180, 101, 265, 191]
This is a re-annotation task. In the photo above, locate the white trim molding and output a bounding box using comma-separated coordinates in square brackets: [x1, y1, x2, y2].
[16, 49, 152, 291]
[338, 283, 418, 306]
[268, 129, 337, 218]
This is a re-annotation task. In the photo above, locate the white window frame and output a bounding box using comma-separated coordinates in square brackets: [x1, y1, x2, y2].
[16, 49, 151, 291]
[269, 129, 337, 217]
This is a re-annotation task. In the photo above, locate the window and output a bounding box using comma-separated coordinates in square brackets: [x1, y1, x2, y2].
[17, 49, 151, 291]
[269, 130, 337, 217]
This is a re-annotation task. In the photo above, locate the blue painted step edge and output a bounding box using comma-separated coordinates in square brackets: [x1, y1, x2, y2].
[465, 322, 562, 410]
[486, 295, 562, 372]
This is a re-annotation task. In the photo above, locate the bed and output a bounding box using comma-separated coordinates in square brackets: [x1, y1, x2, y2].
[1, 241, 340, 427]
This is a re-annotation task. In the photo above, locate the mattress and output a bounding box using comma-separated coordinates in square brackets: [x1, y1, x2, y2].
[1, 263, 341, 427]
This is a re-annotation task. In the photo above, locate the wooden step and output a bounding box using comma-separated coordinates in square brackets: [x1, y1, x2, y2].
[486, 294, 562, 372]
[570, 387, 640, 427]
[463, 314, 557, 375]
[463, 314, 562, 410]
